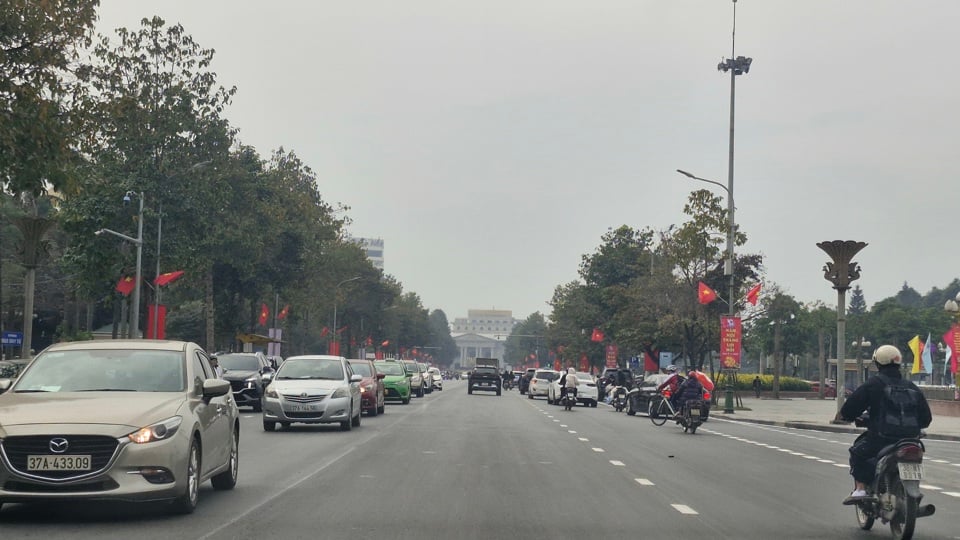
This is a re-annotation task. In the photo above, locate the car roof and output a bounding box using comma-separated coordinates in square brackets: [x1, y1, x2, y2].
[286, 355, 345, 361]
[42, 340, 191, 353]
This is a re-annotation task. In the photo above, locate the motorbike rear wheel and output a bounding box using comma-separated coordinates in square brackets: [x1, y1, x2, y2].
[855, 502, 875, 531]
[890, 481, 917, 540]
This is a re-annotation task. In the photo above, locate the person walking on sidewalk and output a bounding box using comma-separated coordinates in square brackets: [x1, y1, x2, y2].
[836, 344, 932, 505]
[752, 376, 762, 398]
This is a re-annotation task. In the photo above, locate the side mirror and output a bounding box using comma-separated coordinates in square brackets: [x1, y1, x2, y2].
[202, 378, 231, 400]
[376, 373, 386, 380]
[0, 379, 11, 394]
[262, 372, 274, 384]
[405, 373, 413, 378]
[349, 374, 363, 383]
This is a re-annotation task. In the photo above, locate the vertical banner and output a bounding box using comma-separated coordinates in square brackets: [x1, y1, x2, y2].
[720, 316, 742, 369]
[146, 305, 167, 339]
[267, 328, 276, 357]
[605, 344, 619, 368]
[274, 329, 282, 358]
[329, 341, 340, 356]
[579, 354, 589, 373]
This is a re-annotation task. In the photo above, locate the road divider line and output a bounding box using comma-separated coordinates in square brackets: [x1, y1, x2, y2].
[943, 492, 960, 497]
[568, 430, 577, 434]
[671, 504, 698, 515]
[635, 478, 654, 486]
[592, 447, 605, 453]
[609, 460, 625, 466]
[578, 437, 589, 442]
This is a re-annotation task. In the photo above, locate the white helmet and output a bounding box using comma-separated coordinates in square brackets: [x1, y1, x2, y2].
[873, 344, 902, 365]
[567, 367, 575, 374]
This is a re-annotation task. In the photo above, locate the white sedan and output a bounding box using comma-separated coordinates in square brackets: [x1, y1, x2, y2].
[547, 372, 598, 407]
[526, 370, 559, 399]
[427, 367, 443, 391]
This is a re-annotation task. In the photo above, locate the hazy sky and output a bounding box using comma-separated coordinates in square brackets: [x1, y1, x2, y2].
[96, 1, 960, 321]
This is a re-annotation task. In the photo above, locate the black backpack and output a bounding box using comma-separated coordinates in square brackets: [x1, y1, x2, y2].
[875, 374, 922, 439]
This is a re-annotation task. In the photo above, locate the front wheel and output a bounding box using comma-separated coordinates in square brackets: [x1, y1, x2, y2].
[856, 502, 875, 531]
[890, 481, 917, 540]
[650, 398, 668, 426]
[211, 428, 239, 490]
[170, 438, 201, 514]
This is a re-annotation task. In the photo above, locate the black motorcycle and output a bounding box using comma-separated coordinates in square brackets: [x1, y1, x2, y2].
[610, 386, 628, 412]
[853, 418, 935, 540]
[677, 399, 704, 434]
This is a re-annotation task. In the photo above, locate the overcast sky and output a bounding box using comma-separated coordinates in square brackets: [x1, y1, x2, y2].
[96, 1, 960, 321]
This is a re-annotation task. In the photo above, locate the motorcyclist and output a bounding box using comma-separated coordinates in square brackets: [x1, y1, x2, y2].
[837, 344, 932, 505]
[559, 367, 579, 402]
[672, 370, 703, 416]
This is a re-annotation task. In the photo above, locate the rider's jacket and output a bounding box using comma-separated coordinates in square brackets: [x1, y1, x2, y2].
[839, 365, 932, 436]
[674, 377, 703, 405]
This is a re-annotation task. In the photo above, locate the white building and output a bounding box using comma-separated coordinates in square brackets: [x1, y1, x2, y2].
[350, 237, 384, 270]
[451, 309, 518, 369]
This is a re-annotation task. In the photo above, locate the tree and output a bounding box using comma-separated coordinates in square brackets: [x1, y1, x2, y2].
[427, 309, 458, 366]
[505, 313, 548, 368]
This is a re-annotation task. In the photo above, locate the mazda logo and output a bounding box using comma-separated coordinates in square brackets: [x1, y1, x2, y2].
[49, 437, 69, 454]
[300, 392, 308, 398]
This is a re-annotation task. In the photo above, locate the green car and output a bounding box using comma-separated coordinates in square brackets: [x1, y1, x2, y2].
[374, 361, 411, 404]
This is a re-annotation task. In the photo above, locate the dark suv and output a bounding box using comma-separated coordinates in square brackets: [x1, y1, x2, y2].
[215, 352, 275, 411]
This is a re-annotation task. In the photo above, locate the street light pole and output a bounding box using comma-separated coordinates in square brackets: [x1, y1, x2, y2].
[332, 276, 361, 355]
[676, 168, 733, 314]
[716, 0, 751, 315]
[97, 191, 144, 339]
[152, 202, 162, 339]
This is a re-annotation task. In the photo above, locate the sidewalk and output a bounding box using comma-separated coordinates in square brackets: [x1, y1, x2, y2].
[713, 396, 960, 442]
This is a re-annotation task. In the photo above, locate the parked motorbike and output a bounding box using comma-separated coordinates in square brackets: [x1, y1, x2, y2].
[853, 418, 935, 540]
[677, 399, 704, 434]
[610, 386, 628, 412]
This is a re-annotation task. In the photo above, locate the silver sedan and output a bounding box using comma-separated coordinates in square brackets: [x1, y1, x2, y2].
[262, 355, 362, 431]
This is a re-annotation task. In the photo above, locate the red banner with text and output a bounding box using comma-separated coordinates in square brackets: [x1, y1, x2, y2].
[605, 344, 619, 368]
[720, 316, 742, 369]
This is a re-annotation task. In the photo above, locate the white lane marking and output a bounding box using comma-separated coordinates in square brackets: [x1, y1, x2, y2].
[592, 448, 605, 453]
[560, 424, 568, 428]
[803, 456, 819, 460]
[790, 452, 804, 456]
[922, 484, 943, 490]
[671, 504, 698, 515]
[929, 459, 949, 464]
[834, 464, 848, 468]
[578, 437, 589, 442]
[553, 419, 560, 422]
[943, 492, 960, 498]
[539, 461, 553, 465]
[635, 478, 655, 486]
[778, 449, 792, 453]
[610, 460, 625, 466]
[818, 460, 835, 464]
[568, 430, 578, 434]
[422, 451, 437, 454]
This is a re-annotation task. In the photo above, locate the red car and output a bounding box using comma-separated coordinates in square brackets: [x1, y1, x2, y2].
[348, 359, 386, 416]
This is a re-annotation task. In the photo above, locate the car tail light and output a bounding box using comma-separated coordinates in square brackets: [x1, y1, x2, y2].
[703, 391, 711, 400]
[896, 444, 924, 462]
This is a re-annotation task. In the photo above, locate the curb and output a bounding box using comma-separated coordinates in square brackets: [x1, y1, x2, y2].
[714, 416, 960, 442]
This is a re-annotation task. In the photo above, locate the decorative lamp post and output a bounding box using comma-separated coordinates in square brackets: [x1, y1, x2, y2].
[96, 191, 145, 339]
[817, 240, 867, 418]
[851, 338, 872, 387]
[332, 276, 361, 355]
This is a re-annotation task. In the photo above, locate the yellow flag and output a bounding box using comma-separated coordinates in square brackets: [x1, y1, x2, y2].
[908, 335, 922, 374]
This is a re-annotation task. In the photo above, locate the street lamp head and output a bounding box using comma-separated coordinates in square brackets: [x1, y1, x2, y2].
[122, 193, 132, 205]
[945, 299, 959, 313]
[94, 229, 104, 236]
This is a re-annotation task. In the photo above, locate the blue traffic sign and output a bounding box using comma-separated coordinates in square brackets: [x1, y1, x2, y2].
[2, 331, 23, 346]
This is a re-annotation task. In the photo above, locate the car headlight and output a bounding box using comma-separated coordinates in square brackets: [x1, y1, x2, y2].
[361, 384, 374, 394]
[265, 385, 278, 398]
[128, 416, 182, 444]
[330, 386, 350, 399]
[245, 375, 258, 389]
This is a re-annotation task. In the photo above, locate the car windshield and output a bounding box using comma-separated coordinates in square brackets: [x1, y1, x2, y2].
[402, 362, 418, 373]
[348, 361, 373, 377]
[374, 362, 403, 376]
[217, 354, 261, 372]
[277, 358, 344, 380]
[575, 372, 593, 381]
[14, 349, 185, 392]
[535, 371, 557, 380]
[475, 366, 498, 374]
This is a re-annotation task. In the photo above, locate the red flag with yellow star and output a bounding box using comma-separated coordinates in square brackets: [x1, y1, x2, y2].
[698, 281, 718, 304]
[116, 276, 136, 296]
[258, 303, 269, 326]
[154, 270, 185, 286]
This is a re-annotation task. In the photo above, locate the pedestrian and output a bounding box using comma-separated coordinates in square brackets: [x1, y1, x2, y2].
[209, 356, 224, 379]
[752, 375, 762, 398]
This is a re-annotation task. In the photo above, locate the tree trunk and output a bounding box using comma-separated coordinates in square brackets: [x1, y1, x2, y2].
[817, 330, 826, 399]
[772, 320, 782, 399]
[21, 268, 35, 356]
[205, 266, 215, 351]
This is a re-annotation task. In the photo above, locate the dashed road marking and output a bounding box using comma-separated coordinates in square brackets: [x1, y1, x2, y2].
[818, 459, 835, 464]
[592, 448, 605, 453]
[610, 460, 625, 466]
[672, 504, 698, 515]
[930, 459, 949, 464]
[834, 464, 848, 468]
[943, 492, 960, 498]
[635, 478, 655, 485]
[568, 430, 577, 434]
[922, 484, 942, 490]
[578, 437, 589, 442]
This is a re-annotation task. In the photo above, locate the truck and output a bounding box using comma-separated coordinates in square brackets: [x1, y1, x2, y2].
[468, 357, 501, 396]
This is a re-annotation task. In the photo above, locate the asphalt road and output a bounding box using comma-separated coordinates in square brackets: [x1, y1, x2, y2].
[2, 380, 959, 539]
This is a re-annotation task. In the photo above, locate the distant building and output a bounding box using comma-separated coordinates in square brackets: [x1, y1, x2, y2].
[350, 237, 384, 270]
[451, 310, 518, 368]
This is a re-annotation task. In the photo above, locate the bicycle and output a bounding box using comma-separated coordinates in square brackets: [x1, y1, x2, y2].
[649, 393, 678, 426]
